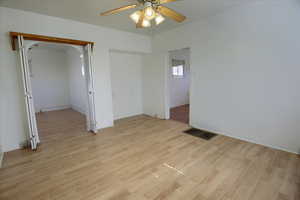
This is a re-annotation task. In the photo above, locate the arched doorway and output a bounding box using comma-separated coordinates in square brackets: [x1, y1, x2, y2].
[12, 33, 97, 150]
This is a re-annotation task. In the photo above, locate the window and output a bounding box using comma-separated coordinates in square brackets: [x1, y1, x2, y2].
[172, 65, 184, 77]
[172, 59, 185, 77]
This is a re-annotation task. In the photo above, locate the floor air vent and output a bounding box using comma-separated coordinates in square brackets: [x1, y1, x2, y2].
[183, 128, 218, 140]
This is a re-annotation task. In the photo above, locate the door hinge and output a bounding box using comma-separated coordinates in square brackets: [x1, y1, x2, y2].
[25, 92, 32, 98]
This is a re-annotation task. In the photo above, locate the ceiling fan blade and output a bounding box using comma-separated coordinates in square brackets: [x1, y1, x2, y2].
[157, 6, 186, 22]
[159, 0, 179, 4]
[100, 4, 139, 16]
[136, 10, 145, 28]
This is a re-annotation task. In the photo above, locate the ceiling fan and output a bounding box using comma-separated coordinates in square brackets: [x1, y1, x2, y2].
[100, 0, 186, 28]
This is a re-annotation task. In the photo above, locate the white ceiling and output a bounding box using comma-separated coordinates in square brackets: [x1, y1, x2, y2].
[0, 0, 253, 35]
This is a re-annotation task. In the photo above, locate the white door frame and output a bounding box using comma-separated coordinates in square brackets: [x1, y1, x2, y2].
[83, 44, 97, 133]
[164, 47, 191, 124]
[17, 36, 39, 150]
[16, 40, 98, 150]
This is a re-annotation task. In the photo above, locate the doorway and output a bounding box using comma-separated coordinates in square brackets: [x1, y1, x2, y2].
[14, 33, 97, 150]
[168, 48, 190, 124]
[27, 43, 90, 143]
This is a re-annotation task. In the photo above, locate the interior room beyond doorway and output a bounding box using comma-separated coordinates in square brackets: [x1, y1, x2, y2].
[28, 43, 88, 143]
[169, 48, 190, 124]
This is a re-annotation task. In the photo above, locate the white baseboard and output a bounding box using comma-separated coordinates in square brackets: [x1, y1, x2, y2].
[113, 112, 144, 121]
[190, 123, 299, 155]
[36, 105, 71, 113]
[96, 120, 113, 130]
[71, 105, 86, 115]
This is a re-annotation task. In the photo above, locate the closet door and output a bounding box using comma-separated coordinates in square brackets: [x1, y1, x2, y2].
[17, 36, 39, 150]
[84, 44, 97, 133]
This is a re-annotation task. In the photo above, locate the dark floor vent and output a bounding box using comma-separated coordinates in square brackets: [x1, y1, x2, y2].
[183, 128, 218, 140]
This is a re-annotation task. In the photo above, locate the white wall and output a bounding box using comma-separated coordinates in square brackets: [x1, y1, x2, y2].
[29, 45, 88, 115]
[169, 48, 190, 108]
[0, 8, 6, 157]
[66, 47, 88, 115]
[0, 7, 151, 152]
[0, 8, 3, 161]
[142, 53, 167, 119]
[110, 51, 143, 120]
[28, 46, 70, 112]
[144, 0, 300, 154]
[0, 129, 2, 167]
[3, 0, 300, 155]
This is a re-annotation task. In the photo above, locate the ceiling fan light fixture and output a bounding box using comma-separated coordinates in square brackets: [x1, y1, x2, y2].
[144, 4, 155, 20]
[155, 14, 165, 25]
[130, 10, 142, 23]
[100, 0, 186, 29]
[142, 19, 151, 27]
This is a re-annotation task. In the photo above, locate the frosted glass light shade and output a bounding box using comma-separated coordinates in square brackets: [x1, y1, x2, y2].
[130, 10, 142, 23]
[155, 14, 165, 25]
[144, 6, 155, 20]
[142, 19, 151, 27]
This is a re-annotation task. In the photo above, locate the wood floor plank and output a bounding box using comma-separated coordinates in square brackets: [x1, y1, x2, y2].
[0, 109, 299, 200]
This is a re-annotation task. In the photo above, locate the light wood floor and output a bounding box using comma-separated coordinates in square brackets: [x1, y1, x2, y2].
[36, 109, 87, 143]
[0, 110, 299, 200]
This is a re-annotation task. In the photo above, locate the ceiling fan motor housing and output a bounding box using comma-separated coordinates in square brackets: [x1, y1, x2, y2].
[144, 1, 152, 7]
[141, 0, 160, 6]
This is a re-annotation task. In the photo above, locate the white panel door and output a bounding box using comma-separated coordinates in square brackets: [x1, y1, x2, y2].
[17, 36, 39, 150]
[84, 44, 97, 133]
